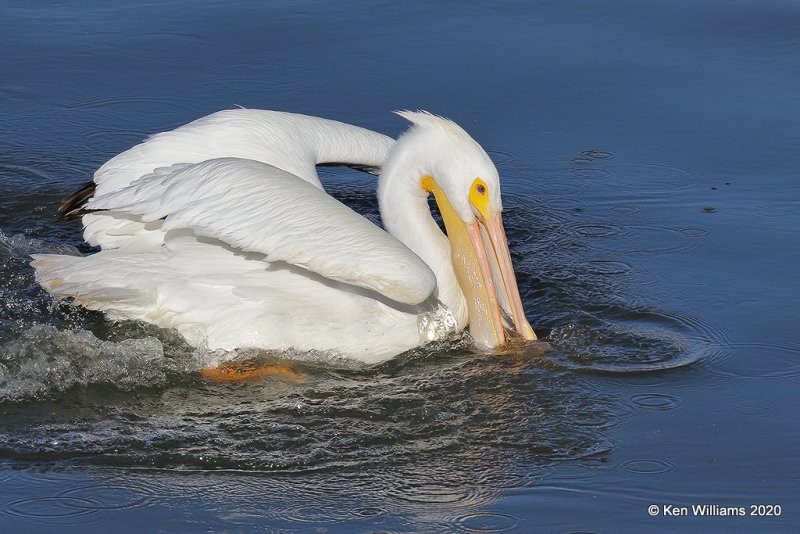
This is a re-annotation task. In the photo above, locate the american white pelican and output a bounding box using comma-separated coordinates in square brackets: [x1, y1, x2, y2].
[32, 109, 536, 365]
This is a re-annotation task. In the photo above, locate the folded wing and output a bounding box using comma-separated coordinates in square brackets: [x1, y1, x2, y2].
[86, 158, 435, 306]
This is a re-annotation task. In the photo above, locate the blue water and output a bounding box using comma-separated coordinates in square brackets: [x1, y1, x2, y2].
[1, 1, 798, 531]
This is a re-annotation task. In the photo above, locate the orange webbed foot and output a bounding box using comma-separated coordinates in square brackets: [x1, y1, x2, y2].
[200, 360, 306, 383]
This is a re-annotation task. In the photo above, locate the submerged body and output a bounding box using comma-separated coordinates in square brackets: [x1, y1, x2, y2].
[33, 109, 535, 364]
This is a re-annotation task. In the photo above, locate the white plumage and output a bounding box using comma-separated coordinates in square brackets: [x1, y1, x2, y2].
[88, 158, 435, 304]
[32, 109, 536, 364]
[83, 109, 393, 249]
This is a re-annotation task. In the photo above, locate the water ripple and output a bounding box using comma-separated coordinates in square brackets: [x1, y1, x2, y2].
[487, 149, 518, 167]
[4, 496, 98, 521]
[580, 260, 632, 276]
[679, 227, 711, 238]
[452, 511, 520, 532]
[619, 459, 675, 474]
[57, 484, 155, 511]
[608, 205, 640, 214]
[575, 150, 617, 161]
[709, 343, 800, 380]
[732, 402, 771, 417]
[546, 307, 727, 374]
[630, 393, 683, 410]
[571, 223, 625, 238]
[569, 168, 615, 179]
[59, 94, 195, 111]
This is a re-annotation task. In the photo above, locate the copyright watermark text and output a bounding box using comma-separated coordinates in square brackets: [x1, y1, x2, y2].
[648, 504, 782, 517]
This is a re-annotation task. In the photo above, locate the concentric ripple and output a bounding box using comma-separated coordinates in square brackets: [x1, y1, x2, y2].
[545, 307, 728, 374]
[4, 496, 98, 520]
[708, 342, 800, 380]
[453, 511, 520, 532]
[619, 459, 675, 474]
[630, 393, 683, 410]
[57, 484, 155, 512]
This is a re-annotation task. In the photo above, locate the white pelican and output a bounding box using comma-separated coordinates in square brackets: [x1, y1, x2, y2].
[32, 109, 536, 366]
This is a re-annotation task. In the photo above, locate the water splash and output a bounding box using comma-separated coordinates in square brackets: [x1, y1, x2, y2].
[0, 325, 169, 402]
[0, 229, 81, 259]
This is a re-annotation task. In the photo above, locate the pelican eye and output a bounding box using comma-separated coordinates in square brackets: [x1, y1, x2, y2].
[469, 177, 491, 219]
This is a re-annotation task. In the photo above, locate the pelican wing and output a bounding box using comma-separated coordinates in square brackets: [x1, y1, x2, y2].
[92, 109, 395, 196]
[75, 109, 394, 249]
[86, 158, 435, 305]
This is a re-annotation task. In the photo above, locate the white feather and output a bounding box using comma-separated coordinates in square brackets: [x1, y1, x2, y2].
[94, 109, 393, 194]
[83, 109, 394, 249]
[32, 237, 427, 363]
[87, 158, 436, 305]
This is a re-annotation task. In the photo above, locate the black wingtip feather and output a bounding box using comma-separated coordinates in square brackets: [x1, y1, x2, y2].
[57, 179, 96, 222]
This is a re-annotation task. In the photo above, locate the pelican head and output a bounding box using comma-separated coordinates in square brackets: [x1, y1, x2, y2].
[383, 110, 537, 349]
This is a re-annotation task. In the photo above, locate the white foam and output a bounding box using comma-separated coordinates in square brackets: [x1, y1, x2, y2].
[0, 325, 170, 401]
[0, 229, 81, 258]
